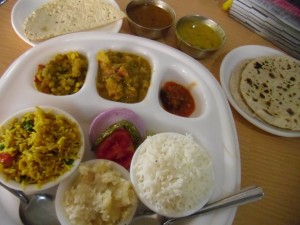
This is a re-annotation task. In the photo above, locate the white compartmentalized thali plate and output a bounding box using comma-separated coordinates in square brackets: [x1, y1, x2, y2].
[0, 32, 240, 225]
[11, 0, 123, 46]
[220, 45, 300, 137]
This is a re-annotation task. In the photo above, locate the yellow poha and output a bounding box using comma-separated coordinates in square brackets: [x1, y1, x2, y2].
[34, 51, 88, 96]
[0, 107, 82, 188]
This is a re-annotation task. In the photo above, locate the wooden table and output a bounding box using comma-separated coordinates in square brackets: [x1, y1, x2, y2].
[1, 1, 300, 225]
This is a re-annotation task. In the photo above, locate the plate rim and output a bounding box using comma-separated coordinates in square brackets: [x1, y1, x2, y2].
[220, 44, 300, 137]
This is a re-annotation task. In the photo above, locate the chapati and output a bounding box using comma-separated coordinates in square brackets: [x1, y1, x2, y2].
[239, 56, 300, 131]
[24, 0, 125, 41]
[229, 59, 257, 117]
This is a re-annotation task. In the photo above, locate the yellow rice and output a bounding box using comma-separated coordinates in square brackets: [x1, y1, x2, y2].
[0, 107, 82, 188]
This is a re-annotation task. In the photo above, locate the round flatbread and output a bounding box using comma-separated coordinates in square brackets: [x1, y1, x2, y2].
[229, 59, 257, 117]
[24, 0, 125, 41]
[239, 56, 300, 131]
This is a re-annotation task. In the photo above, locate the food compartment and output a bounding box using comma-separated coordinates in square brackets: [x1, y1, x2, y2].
[33, 51, 89, 96]
[157, 64, 206, 118]
[95, 50, 153, 104]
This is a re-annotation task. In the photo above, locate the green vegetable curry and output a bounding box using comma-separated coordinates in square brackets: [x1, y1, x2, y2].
[96, 51, 152, 103]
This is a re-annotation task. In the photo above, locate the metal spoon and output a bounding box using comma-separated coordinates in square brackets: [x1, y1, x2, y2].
[132, 186, 264, 225]
[0, 182, 60, 225]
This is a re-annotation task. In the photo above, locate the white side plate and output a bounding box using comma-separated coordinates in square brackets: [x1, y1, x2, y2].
[220, 45, 300, 137]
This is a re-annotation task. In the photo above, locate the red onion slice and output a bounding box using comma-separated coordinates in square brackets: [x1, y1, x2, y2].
[89, 108, 146, 147]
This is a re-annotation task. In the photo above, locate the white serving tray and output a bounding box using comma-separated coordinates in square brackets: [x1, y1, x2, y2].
[0, 32, 240, 225]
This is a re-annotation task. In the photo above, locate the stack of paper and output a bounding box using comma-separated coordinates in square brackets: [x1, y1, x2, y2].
[229, 0, 300, 59]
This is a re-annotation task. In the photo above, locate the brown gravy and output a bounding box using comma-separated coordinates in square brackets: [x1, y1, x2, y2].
[127, 4, 173, 29]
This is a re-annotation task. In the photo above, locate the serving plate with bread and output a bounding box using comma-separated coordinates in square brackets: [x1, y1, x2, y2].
[220, 45, 300, 137]
[11, 0, 124, 46]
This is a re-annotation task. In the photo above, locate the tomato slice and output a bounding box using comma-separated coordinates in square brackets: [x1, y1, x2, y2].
[0, 153, 14, 168]
[95, 128, 135, 170]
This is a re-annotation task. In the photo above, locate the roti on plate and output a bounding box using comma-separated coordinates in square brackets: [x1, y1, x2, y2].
[229, 59, 257, 118]
[239, 55, 300, 131]
[24, 0, 125, 41]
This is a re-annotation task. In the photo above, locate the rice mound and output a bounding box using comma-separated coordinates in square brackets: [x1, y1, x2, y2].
[131, 132, 214, 217]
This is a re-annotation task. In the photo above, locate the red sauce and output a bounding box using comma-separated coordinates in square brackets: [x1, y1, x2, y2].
[159, 81, 195, 117]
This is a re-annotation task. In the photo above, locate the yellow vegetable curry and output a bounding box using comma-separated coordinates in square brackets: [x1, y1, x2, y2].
[34, 52, 88, 96]
[177, 19, 223, 50]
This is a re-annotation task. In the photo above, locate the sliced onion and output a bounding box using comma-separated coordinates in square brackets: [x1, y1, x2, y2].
[89, 108, 146, 147]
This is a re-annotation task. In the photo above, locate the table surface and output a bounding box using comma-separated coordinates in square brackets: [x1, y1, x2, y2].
[0, 0, 300, 225]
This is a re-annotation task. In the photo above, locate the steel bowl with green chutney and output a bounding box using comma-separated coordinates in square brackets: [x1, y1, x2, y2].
[175, 15, 226, 59]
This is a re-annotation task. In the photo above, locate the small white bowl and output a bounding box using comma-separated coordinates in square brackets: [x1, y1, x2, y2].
[130, 132, 215, 218]
[0, 106, 84, 193]
[56, 159, 138, 225]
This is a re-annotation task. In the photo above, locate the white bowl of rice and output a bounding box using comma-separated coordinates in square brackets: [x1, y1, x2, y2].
[130, 132, 215, 218]
[55, 159, 138, 225]
[0, 106, 84, 193]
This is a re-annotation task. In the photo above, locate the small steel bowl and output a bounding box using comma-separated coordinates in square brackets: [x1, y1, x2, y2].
[126, 0, 176, 39]
[175, 15, 226, 59]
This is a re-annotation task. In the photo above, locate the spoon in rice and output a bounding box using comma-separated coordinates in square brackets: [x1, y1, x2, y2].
[132, 186, 264, 225]
[0, 182, 60, 225]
